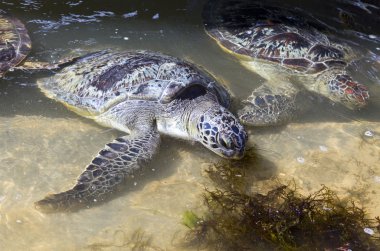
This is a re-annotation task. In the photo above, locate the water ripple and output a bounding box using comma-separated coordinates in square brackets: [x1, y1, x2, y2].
[28, 11, 115, 32]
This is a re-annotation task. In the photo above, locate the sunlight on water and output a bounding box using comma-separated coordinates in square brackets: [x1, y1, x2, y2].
[0, 0, 379, 250]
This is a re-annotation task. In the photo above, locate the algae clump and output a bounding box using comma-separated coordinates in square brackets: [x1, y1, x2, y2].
[182, 154, 380, 251]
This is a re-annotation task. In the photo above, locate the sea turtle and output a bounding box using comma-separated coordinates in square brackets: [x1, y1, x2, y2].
[35, 50, 247, 213]
[0, 10, 31, 76]
[0, 10, 74, 77]
[203, 0, 370, 126]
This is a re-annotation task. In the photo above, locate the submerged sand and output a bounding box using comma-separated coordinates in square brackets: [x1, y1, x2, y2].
[0, 115, 379, 250]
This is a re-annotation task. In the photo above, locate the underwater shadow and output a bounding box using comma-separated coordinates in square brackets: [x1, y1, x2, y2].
[199, 147, 279, 194]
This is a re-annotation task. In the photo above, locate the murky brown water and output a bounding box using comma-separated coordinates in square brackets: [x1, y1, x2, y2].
[0, 0, 379, 250]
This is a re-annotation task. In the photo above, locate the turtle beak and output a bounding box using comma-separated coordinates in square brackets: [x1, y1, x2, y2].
[217, 131, 246, 159]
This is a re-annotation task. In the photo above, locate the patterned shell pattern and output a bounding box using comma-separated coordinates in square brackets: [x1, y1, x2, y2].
[38, 50, 230, 115]
[203, 0, 352, 74]
[0, 11, 31, 75]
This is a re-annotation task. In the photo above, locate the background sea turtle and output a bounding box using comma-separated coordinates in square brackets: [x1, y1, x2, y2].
[0, 10, 75, 77]
[0, 10, 31, 76]
[203, 0, 370, 126]
[35, 50, 247, 213]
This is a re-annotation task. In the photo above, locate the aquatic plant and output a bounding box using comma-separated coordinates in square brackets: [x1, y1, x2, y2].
[182, 155, 380, 251]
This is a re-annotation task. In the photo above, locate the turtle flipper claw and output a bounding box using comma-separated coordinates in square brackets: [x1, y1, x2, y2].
[35, 130, 160, 213]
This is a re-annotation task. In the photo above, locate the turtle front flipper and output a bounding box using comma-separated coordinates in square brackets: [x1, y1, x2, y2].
[238, 83, 300, 126]
[35, 129, 160, 213]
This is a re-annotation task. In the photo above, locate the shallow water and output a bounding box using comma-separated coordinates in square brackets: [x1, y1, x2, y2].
[0, 0, 379, 250]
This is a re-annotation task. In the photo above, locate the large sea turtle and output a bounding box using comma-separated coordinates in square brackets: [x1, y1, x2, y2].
[0, 10, 73, 77]
[35, 50, 247, 213]
[203, 0, 370, 126]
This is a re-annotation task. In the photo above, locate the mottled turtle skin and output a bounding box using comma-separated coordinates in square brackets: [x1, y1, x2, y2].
[35, 50, 247, 213]
[203, 0, 370, 126]
[0, 10, 31, 76]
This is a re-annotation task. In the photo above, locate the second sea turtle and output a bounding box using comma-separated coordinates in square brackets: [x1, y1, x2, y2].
[203, 0, 370, 126]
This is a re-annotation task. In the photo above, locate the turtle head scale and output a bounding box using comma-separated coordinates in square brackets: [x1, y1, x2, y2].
[322, 72, 369, 110]
[190, 105, 247, 159]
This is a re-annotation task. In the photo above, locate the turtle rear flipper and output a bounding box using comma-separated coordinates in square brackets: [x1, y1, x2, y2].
[35, 128, 160, 213]
[238, 83, 300, 126]
[14, 56, 81, 71]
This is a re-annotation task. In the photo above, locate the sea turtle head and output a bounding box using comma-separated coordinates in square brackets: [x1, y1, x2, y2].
[322, 72, 369, 109]
[190, 105, 247, 159]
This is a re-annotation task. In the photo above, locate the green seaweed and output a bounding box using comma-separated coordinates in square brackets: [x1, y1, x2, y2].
[182, 157, 380, 251]
[183, 210, 202, 229]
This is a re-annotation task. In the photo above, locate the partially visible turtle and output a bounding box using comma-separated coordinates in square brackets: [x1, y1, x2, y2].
[203, 0, 370, 126]
[0, 10, 31, 76]
[0, 10, 73, 77]
[35, 50, 247, 213]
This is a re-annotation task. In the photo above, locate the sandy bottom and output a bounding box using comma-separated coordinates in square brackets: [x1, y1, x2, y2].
[0, 115, 379, 250]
